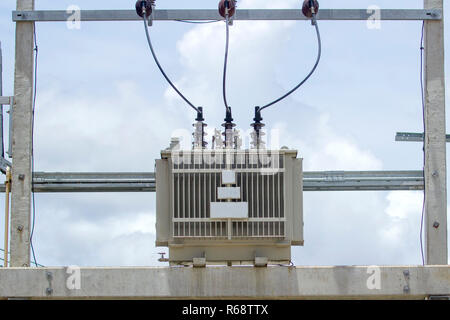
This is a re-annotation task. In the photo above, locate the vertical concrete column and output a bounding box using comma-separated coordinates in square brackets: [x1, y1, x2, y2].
[424, 0, 448, 265]
[10, 0, 35, 267]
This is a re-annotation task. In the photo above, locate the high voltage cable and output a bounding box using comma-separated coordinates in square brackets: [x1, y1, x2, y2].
[259, 14, 321, 111]
[142, 13, 200, 114]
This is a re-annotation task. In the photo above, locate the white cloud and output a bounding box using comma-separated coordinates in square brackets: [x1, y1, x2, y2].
[272, 113, 383, 171]
[31, 192, 163, 267]
[379, 191, 424, 256]
[67, 212, 155, 241]
[34, 81, 183, 172]
[168, 4, 302, 125]
[385, 191, 423, 220]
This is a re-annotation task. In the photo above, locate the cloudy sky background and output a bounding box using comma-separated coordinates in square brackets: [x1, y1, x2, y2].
[0, 0, 449, 267]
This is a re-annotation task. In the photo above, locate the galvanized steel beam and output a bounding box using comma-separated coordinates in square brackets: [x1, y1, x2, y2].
[12, 9, 442, 22]
[0, 171, 424, 193]
[303, 170, 424, 191]
[396, 132, 450, 142]
[0, 97, 13, 105]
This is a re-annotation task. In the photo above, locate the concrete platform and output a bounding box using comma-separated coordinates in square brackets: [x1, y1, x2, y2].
[0, 265, 449, 299]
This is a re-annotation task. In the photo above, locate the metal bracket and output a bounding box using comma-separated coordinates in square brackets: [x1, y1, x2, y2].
[157, 252, 169, 263]
[227, 9, 235, 26]
[6, 100, 13, 159]
[428, 295, 450, 300]
[0, 96, 13, 105]
[403, 270, 410, 294]
[396, 132, 450, 143]
[148, 5, 155, 26]
[45, 271, 53, 296]
[0, 157, 12, 174]
[254, 257, 268, 267]
[193, 257, 206, 268]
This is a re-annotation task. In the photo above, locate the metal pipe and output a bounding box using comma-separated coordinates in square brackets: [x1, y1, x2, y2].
[4, 167, 11, 267]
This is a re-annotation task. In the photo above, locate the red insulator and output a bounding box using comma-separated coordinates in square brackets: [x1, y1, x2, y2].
[302, 0, 319, 18]
[135, 0, 154, 18]
[218, 0, 236, 18]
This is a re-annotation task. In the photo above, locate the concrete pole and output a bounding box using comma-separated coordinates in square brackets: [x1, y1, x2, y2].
[0, 41, 3, 158]
[424, 0, 448, 265]
[10, 0, 35, 267]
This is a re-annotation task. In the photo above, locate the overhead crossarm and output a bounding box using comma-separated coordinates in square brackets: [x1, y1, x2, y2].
[12, 9, 442, 22]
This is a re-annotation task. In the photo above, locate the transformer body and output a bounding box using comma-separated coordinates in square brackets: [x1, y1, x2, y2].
[156, 146, 303, 265]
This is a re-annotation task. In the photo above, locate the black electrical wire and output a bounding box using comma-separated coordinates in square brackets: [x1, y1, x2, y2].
[0, 248, 45, 267]
[222, 14, 231, 113]
[259, 14, 322, 111]
[30, 23, 38, 268]
[142, 14, 200, 114]
[175, 20, 220, 24]
[419, 21, 426, 266]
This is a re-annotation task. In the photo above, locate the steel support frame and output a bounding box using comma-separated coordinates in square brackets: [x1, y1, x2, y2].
[396, 132, 450, 142]
[11, 9, 442, 22]
[0, 171, 424, 193]
[0, 97, 13, 105]
[6, 1, 448, 301]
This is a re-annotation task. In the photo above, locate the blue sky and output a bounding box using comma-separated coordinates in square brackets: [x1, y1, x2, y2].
[0, 0, 449, 267]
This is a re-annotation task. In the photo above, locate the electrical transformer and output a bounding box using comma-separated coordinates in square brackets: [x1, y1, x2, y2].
[136, 0, 320, 266]
[155, 142, 303, 266]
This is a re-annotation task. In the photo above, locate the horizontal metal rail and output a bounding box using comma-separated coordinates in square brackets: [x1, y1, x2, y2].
[0, 171, 424, 193]
[396, 132, 450, 143]
[31, 172, 156, 193]
[12, 9, 442, 22]
[304, 170, 424, 191]
[0, 96, 13, 105]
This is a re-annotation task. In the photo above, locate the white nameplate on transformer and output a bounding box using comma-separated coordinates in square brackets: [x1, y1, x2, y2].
[217, 187, 241, 200]
[210, 202, 248, 219]
[221, 170, 236, 185]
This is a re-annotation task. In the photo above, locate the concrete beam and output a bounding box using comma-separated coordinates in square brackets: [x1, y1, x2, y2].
[0, 266, 448, 299]
[10, 0, 35, 267]
[424, 0, 448, 265]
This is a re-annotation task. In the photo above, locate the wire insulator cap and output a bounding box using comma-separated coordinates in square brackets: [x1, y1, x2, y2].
[222, 107, 235, 128]
[136, 0, 154, 18]
[302, 0, 319, 18]
[196, 107, 205, 122]
[218, 0, 237, 18]
[252, 106, 263, 124]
